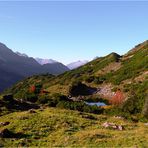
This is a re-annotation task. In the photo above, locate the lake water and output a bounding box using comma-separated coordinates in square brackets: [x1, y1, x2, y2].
[85, 102, 106, 107]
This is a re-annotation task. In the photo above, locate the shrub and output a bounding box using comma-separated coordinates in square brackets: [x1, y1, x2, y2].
[38, 94, 50, 104]
[29, 85, 36, 93]
[14, 91, 28, 100]
[46, 93, 69, 107]
[51, 93, 69, 102]
[29, 84, 42, 94]
[26, 93, 38, 103]
[93, 77, 104, 84]
[121, 93, 143, 114]
[56, 101, 104, 114]
[85, 76, 95, 83]
[34, 84, 42, 94]
[110, 89, 125, 106]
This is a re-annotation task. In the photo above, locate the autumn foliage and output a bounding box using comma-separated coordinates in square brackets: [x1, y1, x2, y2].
[110, 89, 124, 105]
[29, 84, 42, 94]
[29, 85, 36, 93]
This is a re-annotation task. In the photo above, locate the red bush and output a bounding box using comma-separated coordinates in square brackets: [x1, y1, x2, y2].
[110, 89, 124, 105]
[29, 85, 36, 93]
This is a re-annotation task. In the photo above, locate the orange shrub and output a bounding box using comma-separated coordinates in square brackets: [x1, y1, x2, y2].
[29, 85, 36, 93]
[110, 89, 124, 105]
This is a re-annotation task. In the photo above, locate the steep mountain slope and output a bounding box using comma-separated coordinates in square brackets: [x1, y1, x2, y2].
[5, 41, 147, 117]
[0, 42, 69, 92]
[67, 60, 88, 70]
[0, 69, 23, 93]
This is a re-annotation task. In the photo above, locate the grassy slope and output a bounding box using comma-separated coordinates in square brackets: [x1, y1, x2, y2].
[3, 52, 121, 96]
[4, 41, 148, 98]
[0, 107, 148, 147]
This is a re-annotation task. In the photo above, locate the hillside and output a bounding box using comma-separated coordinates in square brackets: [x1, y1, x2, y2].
[8, 40, 147, 94]
[0, 42, 69, 92]
[4, 41, 148, 116]
[0, 108, 148, 147]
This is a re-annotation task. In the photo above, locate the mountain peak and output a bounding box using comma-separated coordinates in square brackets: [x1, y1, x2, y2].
[109, 52, 120, 56]
[67, 60, 88, 70]
[35, 58, 58, 65]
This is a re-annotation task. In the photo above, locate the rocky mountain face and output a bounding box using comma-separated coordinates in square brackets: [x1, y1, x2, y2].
[67, 60, 88, 70]
[0, 42, 69, 92]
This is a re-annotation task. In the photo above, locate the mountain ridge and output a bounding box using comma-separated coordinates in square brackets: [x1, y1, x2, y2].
[0, 42, 69, 92]
[35, 58, 58, 65]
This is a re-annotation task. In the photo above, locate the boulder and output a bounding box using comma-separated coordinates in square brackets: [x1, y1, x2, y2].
[114, 116, 124, 119]
[144, 123, 148, 126]
[102, 122, 124, 131]
[118, 125, 124, 131]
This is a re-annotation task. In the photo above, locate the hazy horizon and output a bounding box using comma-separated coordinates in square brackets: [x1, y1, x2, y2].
[0, 1, 148, 64]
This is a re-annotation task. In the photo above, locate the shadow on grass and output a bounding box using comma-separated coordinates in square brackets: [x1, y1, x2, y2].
[0, 129, 30, 139]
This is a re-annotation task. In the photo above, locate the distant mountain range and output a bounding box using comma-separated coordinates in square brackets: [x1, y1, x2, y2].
[35, 58, 88, 70]
[35, 58, 58, 65]
[67, 60, 88, 70]
[0, 42, 69, 92]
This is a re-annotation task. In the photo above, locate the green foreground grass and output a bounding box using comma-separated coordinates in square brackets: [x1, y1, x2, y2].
[0, 107, 148, 147]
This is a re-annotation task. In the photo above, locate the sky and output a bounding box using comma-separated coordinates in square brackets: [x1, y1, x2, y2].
[0, 1, 148, 64]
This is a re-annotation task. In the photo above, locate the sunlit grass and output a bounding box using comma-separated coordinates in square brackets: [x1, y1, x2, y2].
[0, 107, 148, 147]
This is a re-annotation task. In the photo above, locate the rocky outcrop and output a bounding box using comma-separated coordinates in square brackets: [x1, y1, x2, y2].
[102, 122, 124, 131]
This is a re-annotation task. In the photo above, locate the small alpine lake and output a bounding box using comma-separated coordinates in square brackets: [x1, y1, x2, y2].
[85, 101, 106, 107]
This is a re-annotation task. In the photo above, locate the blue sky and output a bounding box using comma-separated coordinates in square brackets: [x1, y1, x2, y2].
[0, 1, 148, 64]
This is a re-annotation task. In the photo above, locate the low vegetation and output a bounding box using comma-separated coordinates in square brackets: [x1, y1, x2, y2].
[0, 108, 148, 147]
